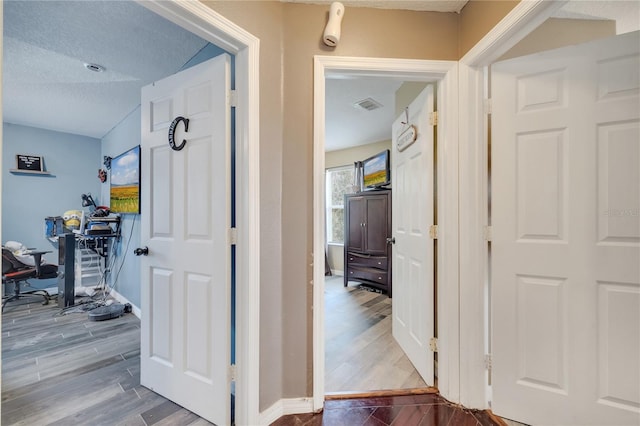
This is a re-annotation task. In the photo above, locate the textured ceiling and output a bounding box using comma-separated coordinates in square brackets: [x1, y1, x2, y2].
[323, 0, 639, 152]
[554, 0, 640, 34]
[4, 0, 637, 146]
[3, 1, 209, 139]
[326, 77, 404, 151]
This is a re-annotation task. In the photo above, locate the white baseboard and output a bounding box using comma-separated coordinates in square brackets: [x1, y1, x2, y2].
[109, 288, 141, 319]
[259, 397, 315, 425]
[330, 270, 344, 277]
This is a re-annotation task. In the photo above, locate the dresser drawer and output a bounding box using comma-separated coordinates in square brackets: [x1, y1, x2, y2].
[346, 253, 388, 269]
[347, 267, 388, 285]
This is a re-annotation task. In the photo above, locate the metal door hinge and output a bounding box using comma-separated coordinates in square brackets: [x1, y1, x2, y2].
[484, 98, 492, 115]
[229, 364, 237, 381]
[429, 225, 438, 239]
[483, 226, 492, 241]
[429, 111, 438, 126]
[484, 354, 492, 371]
[429, 337, 438, 352]
[484, 354, 491, 371]
[230, 90, 238, 107]
[229, 227, 238, 245]
[485, 354, 493, 387]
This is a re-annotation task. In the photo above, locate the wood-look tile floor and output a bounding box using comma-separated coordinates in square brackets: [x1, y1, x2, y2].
[2, 288, 512, 426]
[325, 276, 427, 393]
[1, 296, 212, 426]
[271, 392, 506, 426]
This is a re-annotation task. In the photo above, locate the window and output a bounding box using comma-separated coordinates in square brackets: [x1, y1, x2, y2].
[326, 165, 355, 244]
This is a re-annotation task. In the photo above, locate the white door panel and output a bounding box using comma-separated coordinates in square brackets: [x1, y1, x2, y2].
[492, 31, 639, 425]
[392, 85, 435, 385]
[141, 54, 231, 425]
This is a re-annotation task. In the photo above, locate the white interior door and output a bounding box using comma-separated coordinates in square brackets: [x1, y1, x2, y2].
[391, 85, 435, 385]
[140, 54, 231, 425]
[491, 31, 640, 426]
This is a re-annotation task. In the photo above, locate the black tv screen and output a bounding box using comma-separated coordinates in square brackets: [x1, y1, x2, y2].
[362, 149, 390, 189]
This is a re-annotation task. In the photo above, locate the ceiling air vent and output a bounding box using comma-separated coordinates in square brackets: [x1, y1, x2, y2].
[353, 97, 383, 111]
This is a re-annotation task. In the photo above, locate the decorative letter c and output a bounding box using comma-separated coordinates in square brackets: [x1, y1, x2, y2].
[168, 116, 189, 151]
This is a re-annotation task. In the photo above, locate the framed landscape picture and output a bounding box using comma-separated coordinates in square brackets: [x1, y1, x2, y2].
[110, 145, 140, 214]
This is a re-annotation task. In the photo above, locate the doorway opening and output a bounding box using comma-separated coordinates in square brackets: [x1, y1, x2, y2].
[323, 78, 430, 394]
[134, 3, 261, 424]
[1, 1, 260, 424]
[312, 56, 459, 411]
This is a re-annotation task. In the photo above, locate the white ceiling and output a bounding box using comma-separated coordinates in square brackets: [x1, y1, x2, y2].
[324, 0, 639, 152]
[326, 77, 404, 151]
[3, 0, 467, 144]
[554, 0, 640, 34]
[3, 1, 209, 139]
[3, 0, 637, 147]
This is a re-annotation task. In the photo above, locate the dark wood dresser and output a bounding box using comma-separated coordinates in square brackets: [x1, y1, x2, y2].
[344, 189, 392, 297]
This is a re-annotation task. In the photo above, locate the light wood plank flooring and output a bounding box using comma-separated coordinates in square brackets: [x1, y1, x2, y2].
[1, 297, 211, 426]
[325, 275, 428, 393]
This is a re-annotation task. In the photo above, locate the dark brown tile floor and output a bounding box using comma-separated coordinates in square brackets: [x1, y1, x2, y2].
[271, 393, 504, 426]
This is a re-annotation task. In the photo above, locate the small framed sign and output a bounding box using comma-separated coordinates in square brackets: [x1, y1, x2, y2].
[16, 154, 44, 172]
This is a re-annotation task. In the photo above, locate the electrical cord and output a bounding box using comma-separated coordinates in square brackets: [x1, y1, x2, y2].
[85, 214, 135, 305]
[109, 214, 136, 295]
[55, 215, 135, 316]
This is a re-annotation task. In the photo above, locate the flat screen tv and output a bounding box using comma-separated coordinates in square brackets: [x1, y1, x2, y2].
[110, 145, 141, 214]
[362, 149, 390, 189]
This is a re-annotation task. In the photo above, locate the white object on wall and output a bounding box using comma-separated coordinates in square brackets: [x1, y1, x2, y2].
[323, 2, 345, 47]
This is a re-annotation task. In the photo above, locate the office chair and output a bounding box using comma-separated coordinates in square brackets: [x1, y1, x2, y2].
[2, 248, 57, 312]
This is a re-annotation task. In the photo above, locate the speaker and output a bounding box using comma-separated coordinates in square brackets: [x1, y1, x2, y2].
[58, 234, 75, 308]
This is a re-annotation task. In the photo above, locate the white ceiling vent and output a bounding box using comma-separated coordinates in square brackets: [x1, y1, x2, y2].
[353, 97, 383, 111]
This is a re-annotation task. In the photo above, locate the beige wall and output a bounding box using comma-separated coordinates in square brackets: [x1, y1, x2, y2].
[204, 0, 515, 411]
[499, 18, 616, 61]
[395, 81, 429, 117]
[326, 139, 391, 169]
[201, 0, 286, 409]
[458, 0, 519, 58]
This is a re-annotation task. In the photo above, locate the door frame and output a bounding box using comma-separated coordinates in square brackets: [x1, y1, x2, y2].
[457, 0, 568, 410]
[312, 56, 458, 411]
[312, 0, 571, 413]
[131, 2, 262, 424]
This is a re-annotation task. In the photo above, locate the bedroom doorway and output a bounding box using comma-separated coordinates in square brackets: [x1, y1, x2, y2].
[312, 56, 459, 411]
[324, 82, 436, 394]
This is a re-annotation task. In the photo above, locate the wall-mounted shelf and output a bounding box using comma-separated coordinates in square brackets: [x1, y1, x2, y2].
[10, 169, 53, 176]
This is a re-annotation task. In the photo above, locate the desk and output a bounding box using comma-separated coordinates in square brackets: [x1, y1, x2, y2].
[57, 231, 120, 308]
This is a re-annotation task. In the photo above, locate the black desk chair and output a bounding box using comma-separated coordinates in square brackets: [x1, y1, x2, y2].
[2, 248, 57, 312]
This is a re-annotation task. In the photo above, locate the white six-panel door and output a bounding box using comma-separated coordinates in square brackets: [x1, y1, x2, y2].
[491, 31, 640, 425]
[391, 85, 435, 384]
[140, 55, 231, 425]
